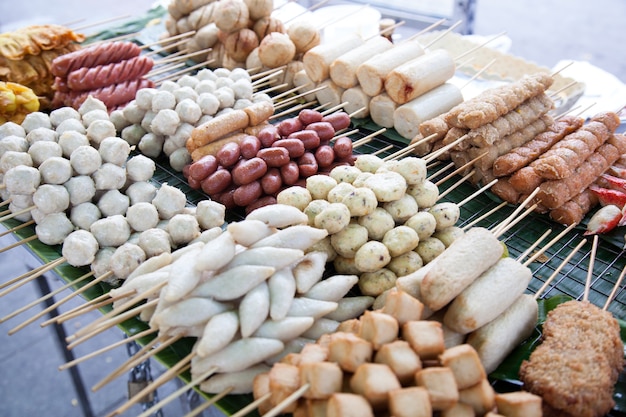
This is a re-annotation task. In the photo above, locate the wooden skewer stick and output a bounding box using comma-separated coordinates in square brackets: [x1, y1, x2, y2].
[551, 60, 574, 77]
[263, 383, 311, 417]
[251, 65, 287, 81]
[272, 82, 312, 101]
[321, 102, 348, 116]
[251, 69, 285, 87]
[434, 151, 488, 186]
[459, 58, 497, 90]
[534, 238, 588, 298]
[331, 129, 360, 142]
[492, 188, 540, 236]
[153, 48, 188, 63]
[422, 20, 463, 49]
[0, 209, 11, 217]
[456, 178, 498, 208]
[230, 393, 272, 417]
[0, 219, 35, 239]
[154, 59, 215, 84]
[8, 271, 113, 335]
[141, 30, 196, 50]
[583, 234, 599, 302]
[427, 162, 455, 182]
[0, 257, 66, 298]
[151, 47, 212, 68]
[516, 228, 552, 263]
[0, 205, 35, 223]
[66, 299, 159, 349]
[522, 223, 577, 266]
[136, 367, 219, 417]
[437, 170, 478, 201]
[59, 328, 157, 371]
[72, 281, 166, 338]
[382, 133, 438, 161]
[107, 352, 195, 417]
[454, 31, 507, 62]
[145, 62, 187, 78]
[352, 127, 387, 148]
[255, 83, 291, 97]
[348, 106, 367, 119]
[270, 101, 316, 120]
[91, 334, 178, 392]
[371, 144, 394, 156]
[369, 20, 405, 40]
[462, 201, 508, 231]
[405, 18, 447, 42]
[603, 263, 626, 310]
[0, 198, 11, 207]
[0, 234, 38, 255]
[182, 386, 234, 417]
[145, 37, 193, 57]
[284, 0, 330, 24]
[72, 14, 131, 32]
[492, 203, 538, 239]
[274, 84, 328, 105]
[548, 80, 581, 99]
[0, 256, 55, 290]
[0, 271, 93, 323]
[54, 291, 133, 325]
[88, 31, 140, 45]
[424, 134, 468, 163]
[40, 291, 113, 327]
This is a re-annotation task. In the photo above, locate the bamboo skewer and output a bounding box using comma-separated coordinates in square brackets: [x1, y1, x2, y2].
[59, 328, 157, 371]
[522, 223, 577, 266]
[492, 203, 539, 238]
[0, 234, 38, 254]
[352, 127, 387, 148]
[533, 238, 588, 298]
[461, 202, 507, 231]
[0, 270, 93, 323]
[604, 264, 626, 310]
[421, 20, 463, 49]
[320, 102, 348, 116]
[251, 69, 284, 87]
[72, 14, 131, 32]
[437, 170, 478, 201]
[456, 178, 498, 208]
[405, 18, 447, 42]
[107, 352, 195, 416]
[182, 386, 234, 417]
[0, 220, 35, 238]
[516, 228, 552, 263]
[262, 383, 311, 417]
[0, 205, 35, 223]
[136, 367, 218, 417]
[255, 83, 290, 96]
[0, 258, 54, 290]
[424, 134, 468, 163]
[434, 151, 488, 186]
[154, 59, 215, 84]
[270, 101, 316, 120]
[141, 30, 196, 50]
[371, 144, 394, 156]
[459, 58, 497, 90]
[230, 393, 271, 417]
[8, 271, 113, 334]
[454, 31, 507, 62]
[0, 198, 11, 207]
[42, 290, 123, 326]
[283, 0, 330, 24]
[583, 234, 599, 302]
[491, 188, 540, 236]
[0, 257, 66, 298]
[382, 133, 438, 161]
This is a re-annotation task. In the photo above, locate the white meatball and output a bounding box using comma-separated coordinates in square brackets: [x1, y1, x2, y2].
[195, 200, 226, 230]
[8, 200, 32, 221]
[136, 88, 158, 110]
[86, 120, 116, 146]
[177, 74, 199, 88]
[92, 163, 126, 190]
[70, 145, 102, 175]
[39, 156, 73, 185]
[428, 202, 460, 231]
[35, 212, 74, 245]
[109, 109, 131, 132]
[138, 133, 164, 158]
[21, 112, 51, 133]
[175, 99, 202, 124]
[276, 186, 312, 211]
[97, 189, 130, 217]
[363, 171, 407, 202]
[121, 124, 146, 146]
[121, 101, 146, 125]
[56, 118, 86, 136]
[62, 230, 99, 266]
[99, 137, 131, 166]
[152, 90, 177, 111]
[329, 165, 362, 184]
[330, 222, 369, 258]
[90, 214, 131, 247]
[167, 213, 200, 245]
[152, 183, 187, 219]
[306, 175, 338, 200]
[231, 78, 253, 100]
[27, 141, 62, 167]
[327, 182, 356, 204]
[138, 228, 172, 257]
[126, 202, 160, 232]
[158, 80, 179, 93]
[196, 68, 217, 81]
[433, 226, 465, 248]
[416, 236, 446, 264]
[304, 199, 329, 225]
[49, 107, 81, 127]
[0, 122, 25, 138]
[58, 131, 89, 158]
[78, 96, 107, 115]
[168, 147, 191, 172]
[33, 184, 70, 214]
[25, 127, 56, 144]
[354, 240, 391, 273]
[10, 193, 33, 208]
[125, 181, 157, 205]
[70, 202, 101, 230]
[214, 87, 235, 109]
[167, 123, 194, 149]
[174, 86, 199, 103]
[197, 93, 220, 115]
[195, 80, 216, 95]
[91, 247, 116, 279]
[0, 151, 32, 173]
[151, 109, 180, 136]
[4, 165, 40, 194]
[140, 110, 156, 132]
[314, 202, 351, 234]
[110, 243, 146, 279]
[82, 109, 110, 127]
[126, 155, 156, 182]
[387, 251, 423, 277]
[355, 154, 384, 173]
[341, 187, 378, 217]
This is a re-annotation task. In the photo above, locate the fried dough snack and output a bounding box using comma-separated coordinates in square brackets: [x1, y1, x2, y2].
[0, 44, 80, 85]
[0, 81, 40, 123]
[0, 24, 84, 60]
[445, 72, 553, 129]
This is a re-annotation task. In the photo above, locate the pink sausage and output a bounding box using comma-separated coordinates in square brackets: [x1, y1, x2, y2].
[288, 130, 321, 150]
[261, 168, 283, 195]
[257, 125, 280, 148]
[280, 161, 300, 185]
[257, 147, 290, 167]
[232, 157, 268, 185]
[272, 138, 306, 159]
[216, 142, 241, 167]
[201, 169, 232, 195]
[277, 117, 303, 138]
[233, 181, 263, 207]
[189, 155, 218, 182]
[332, 136, 354, 160]
[240, 135, 262, 159]
[322, 112, 351, 131]
[298, 109, 324, 126]
[305, 121, 335, 142]
[314, 145, 335, 168]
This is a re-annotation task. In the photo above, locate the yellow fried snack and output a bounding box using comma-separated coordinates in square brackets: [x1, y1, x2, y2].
[0, 81, 40, 124]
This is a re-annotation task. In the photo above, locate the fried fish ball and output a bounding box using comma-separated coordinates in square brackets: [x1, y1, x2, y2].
[387, 250, 423, 276]
[167, 213, 201, 245]
[33, 184, 70, 214]
[70, 202, 101, 230]
[406, 180, 439, 209]
[138, 227, 172, 257]
[99, 137, 131, 166]
[357, 207, 395, 241]
[287, 20, 320, 54]
[383, 194, 418, 223]
[330, 222, 369, 258]
[277, 186, 313, 211]
[39, 156, 72, 184]
[70, 145, 102, 175]
[428, 202, 460, 231]
[416, 236, 446, 264]
[355, 241, 391, 273]
[306, 174, 338, 200]
[329, 165, 362, 184]
[92, 163, 126, 190]
[152, 183, 187, 219]
[405, 211, 437, 241]
[90, 214, 131, 247]
[359, 268, 397, 296]
[97, 189, 130, 217]
[382, 226, 420, 257]
[314, 202, 351, 234]
[363, 171, 407, 202]
[35, 212, 74, 245]
[341, 187, 378, 217]
[126, 181, 157, 205]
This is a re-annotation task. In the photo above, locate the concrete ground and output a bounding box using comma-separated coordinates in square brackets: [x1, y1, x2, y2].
[0, 1, 624, 416]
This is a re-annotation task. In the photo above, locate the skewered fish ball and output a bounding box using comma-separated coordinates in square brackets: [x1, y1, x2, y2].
[63, 175, 96, 206]
[70, 202, 102, 230]
[0, 151, 32, 173]
[91, 247, 116, 279]
[110, 242, 146, 279]
[49, 107, 80, 128]
[97, 189, 130, 217]
[92, 163, 126, 190]
[126, 181, 157, 205]
[25, 127, 57, 145]
[58, 131, 89, 158]
[152, 183, 187, 220]
[8, 201, 32, 222]
[135, 88, 158, 110]
[138, 227, 172, 257]
[4, 165, 40, 194]
[195, 200, 226, 230]
[121, 124, 146, 146]
[99, 137, 131, 166]
[35, 212, 74, 245]
[0, 122, 25, 138]
[167, 213, 200, 245]
[39, 156, 73, 185]
[78, 96, 107, 115]
[86, 119, 116, 146]
[138, 132, 165, 158]
[126, 202, 160, 232]
[126, 155, 156, 183]
[33, 184, 70, 214]
[82, 109, 110, 127]
[21, 112, 52, 133]
[70, 145, 102, 175]
[122, 101, 146, 125]
[27, 141, 62, 167]
[152, 90, 176, 112]
[90, 214, 131, 247]
[62, 230, 99, 266]
[56, 118, 86, 136]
